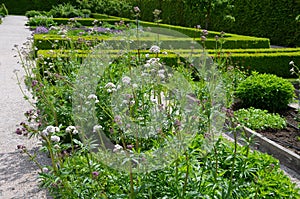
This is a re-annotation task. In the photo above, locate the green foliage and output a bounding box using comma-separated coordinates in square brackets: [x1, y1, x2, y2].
[17, 17, 300, 199]
[37, 138, 300, 198]
[77, 0, 133, 18]
[48, 3, 84, 18]
[230, 52, 300, 78]
[27, 16, 57, 28]
[36, 48, 300, 79]
[235, 73, 295, 112]
[0, 3, 8, 16]
[129, 0, 299, 46]
[235, 107, 287, 130]
[25, 10, 42, 18]
[231, 0, 300, 47]
[0, 0, 76, 15]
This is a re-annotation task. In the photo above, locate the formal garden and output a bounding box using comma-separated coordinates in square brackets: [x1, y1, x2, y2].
[2, 0, 300, 198]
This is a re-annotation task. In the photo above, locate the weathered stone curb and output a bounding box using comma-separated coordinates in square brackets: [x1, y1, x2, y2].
[243, 126, 300, 173]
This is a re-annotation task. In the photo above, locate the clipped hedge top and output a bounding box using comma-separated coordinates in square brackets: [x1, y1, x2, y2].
[46, 15, 270, 43]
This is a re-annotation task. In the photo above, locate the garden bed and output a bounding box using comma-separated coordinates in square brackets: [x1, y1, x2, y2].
[257, 106, 300, 156]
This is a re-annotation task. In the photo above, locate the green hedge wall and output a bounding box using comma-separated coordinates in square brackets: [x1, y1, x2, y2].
[0, 0, 76, 14]
[127, 0, 300, 47]
[231, 0, 300, 47]
[33, 33, 270, 51]
[37, 49, 300, 78]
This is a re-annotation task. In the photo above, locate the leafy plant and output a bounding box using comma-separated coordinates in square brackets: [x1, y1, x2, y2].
[235, 107, 287, 130]
[25, 10, 42, 18]
[27, 15, 57, 27]
[48, 3, 84, 18]
[0, 3, 8, 17]
[235, 72, 295, 112]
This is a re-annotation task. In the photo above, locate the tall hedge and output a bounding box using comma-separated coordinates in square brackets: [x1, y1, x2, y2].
[231, 0, 300, 47]
[0, 0, 76, 14]
[128, 0, 300, 47]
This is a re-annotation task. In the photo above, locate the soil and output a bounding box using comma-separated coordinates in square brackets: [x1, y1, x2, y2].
[257, 106, 300, 156]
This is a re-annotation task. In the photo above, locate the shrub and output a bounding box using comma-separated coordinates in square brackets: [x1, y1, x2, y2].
[229, 52, 300, 78]
[235, 107, 286, 130]
[235, 72, 295, 112]
[48, 3, 83, 18]
[27, 16, 57, 27]
[0, 3, 8, 16]
[25, 10, 42, 18]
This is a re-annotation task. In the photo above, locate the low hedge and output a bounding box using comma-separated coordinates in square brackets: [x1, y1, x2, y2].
[37, 49, 300, 78]
[33, 33, 270, 51]
[229, 52, 300, 78]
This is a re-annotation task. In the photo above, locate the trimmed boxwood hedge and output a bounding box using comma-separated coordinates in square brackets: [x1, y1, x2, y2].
[33, 33, 270, 51]
[37, 49, 300, 78]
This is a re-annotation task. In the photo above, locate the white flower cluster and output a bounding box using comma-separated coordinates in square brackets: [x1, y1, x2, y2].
[87, 94, 99, 103]
[66, 125, 79, 135]
[113, 144, 123, 153]
[149, 45, 160, 53]
[122, 76, 131, 85]
[41, 125, 60, 137]
[105, 82, 117, 93]
[93, 125, 103, 133]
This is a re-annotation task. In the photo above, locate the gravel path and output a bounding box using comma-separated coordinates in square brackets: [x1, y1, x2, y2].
[0, 15, 49, 199]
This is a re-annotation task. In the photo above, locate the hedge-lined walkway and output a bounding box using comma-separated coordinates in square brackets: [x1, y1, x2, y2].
[0, 15, 49, 199]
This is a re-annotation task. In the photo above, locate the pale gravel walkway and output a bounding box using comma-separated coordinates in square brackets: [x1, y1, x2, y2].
[0, 16, 49, 199]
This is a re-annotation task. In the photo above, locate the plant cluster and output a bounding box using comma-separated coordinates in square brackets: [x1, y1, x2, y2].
[0, 3, 8, 17]
[235, 107, 287, 130]
[235, 72, 295, 112]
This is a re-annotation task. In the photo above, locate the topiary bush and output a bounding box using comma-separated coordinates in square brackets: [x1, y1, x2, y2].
[235, 72, 295, 112]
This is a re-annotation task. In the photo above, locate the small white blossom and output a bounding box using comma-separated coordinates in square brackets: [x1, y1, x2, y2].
[145, 53, 150, 58]
[113, 144, 123, 153]
[41, 129, 48, 137]
[158, 69, 165, 74]
[132, 83, 138, 88]
[158, 73, 165, 79]
[50, 135, 60, 142]
[144, 63, 151, 68]
[88, 94, 98, 100]
[66, 126, 78, 134]
[122, 76, 131, 84]
[105, 82, 116, 88]
[149, 45, 160, 53]
[42, 167, 49, 173]
[93, 125, 103, 133]
[46, 125, 59, 133]
[162, 51, 168, 55]
[289, 61, 294, 65]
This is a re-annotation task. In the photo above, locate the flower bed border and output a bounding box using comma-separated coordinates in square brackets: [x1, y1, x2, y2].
[242, 127, 300, 173]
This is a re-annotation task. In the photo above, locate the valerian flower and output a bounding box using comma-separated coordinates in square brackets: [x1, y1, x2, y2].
[66, 126, 78, 135]
[93, 125, 103, 133]
[289, 61, 294, 65]
[50, 135, 60, 142]
[113, 144, 123, 152]
[122, 76, 131, 85]
[149, 45, 160, 53]
[133, 6, 140, 13]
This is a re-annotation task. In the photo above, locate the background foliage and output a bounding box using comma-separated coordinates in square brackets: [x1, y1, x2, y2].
[1, 0, 299, 46]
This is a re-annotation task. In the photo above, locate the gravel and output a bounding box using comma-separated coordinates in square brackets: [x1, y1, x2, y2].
[0, 15, 50, 199]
